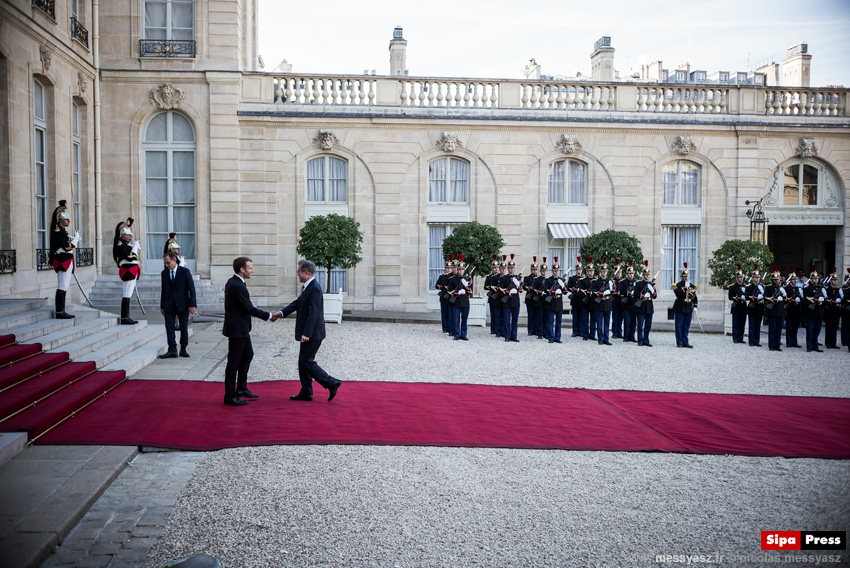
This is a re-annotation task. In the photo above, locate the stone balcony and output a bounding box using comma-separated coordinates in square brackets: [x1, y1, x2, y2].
[239, 73, 850, 125]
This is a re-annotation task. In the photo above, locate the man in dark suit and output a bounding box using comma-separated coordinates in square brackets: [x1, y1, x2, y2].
[276, 259, 342, 402]
[159, 252, 197, 359]
[222, 257, 275, 406]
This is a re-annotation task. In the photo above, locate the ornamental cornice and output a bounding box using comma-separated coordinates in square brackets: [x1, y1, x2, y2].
[766, 212, 844, 225]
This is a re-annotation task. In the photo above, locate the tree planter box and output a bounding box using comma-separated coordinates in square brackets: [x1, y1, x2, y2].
[324, 292, 343, 324]
[469, 297, 486, 327]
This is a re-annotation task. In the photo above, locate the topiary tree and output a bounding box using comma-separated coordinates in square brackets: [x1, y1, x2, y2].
[579, 229, 644, 275]
[296, 213, 364, 293]
[707, 239, 773, 290]
[441, 221, 505, 287]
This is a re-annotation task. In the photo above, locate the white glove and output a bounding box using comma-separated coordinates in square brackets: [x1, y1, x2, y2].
[685, 281, 691, 288]
[643, 293, 650, 298]
[509, 289, 517, 295]
[70, 231, 81, 247]
[757, 294, 763, 300]
[512, 277, 521, 287]
[647, 284, 654, 294]
[795, 298, 801, 303]
[693, 306, 698, 312]
[461, 278, 468, 287]
[457, 289, 466, 295]
[130, 240, 141, 255]
[557, 279, 565, 288]
[603, 290, 610, 296]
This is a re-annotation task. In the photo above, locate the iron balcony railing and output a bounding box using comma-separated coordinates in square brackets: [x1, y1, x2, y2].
[139, 39, 196, 58]
[36, 249, 51, 271]
[71, 17, 89, 48]
[75, 247, 94, 267]
[0, 250, 15, 274]
[32, 0, 55, 20]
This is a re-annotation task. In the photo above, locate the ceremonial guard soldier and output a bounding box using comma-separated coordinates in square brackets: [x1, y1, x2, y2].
[163, 233, 187, 267]
[543, 257, 566, 343]
[784, 269, 803, 348]
[436, 257, 454, 334]
[610, 258, 623, 339]
[49, 200, 80, 319]
[533, 258, 549, 340]
[763, 267, 788, 351]
[672, 262, 697, 348]
[802, 268, 826, 352]
[590, 258, 614, 345]
[113, 218, 141, 325]
[449, 255, 472, 340]
[728, 264, 748, 344]
[567, 257, 584, 338]
[744, 265, 765, 347]
[491, 256, 507, 338]
[841, 268, 850, 352]
[523, 257, 540, 337]
[617, 261, 637, 342]
[445, 255, 460, 337]
[632, 261, 657, 346]
[579, 258, 596, 341]
[499, 254, 522, 342]
[823, 269, 842, 349]
[484, 255, 501, 335]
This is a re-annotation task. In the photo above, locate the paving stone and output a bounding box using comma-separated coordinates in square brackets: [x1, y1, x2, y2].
[74, 554, 115, 568]
[88, 540, 124, 555]
[124, 535, 157, 549]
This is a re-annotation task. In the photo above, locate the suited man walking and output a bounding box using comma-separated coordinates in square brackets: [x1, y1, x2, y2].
[159, 251, 197, 358]
[222, 257, 274, 406]
[277, 259, 342, 402]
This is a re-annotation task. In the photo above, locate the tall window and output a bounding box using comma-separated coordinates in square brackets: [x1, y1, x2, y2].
[143, 111, 195, 270]
[548, 160, 586, 205]
[72, 102, 82, 227]
[428, 225, 456, 288]
[783, 164, 818, 206]
[429, 157, 468, 203]
[662, 161, 699, 205]
[144, 0, 194, 41]
[70, 0, 79, 22]
[307, 156, 347, 203]
[548, 238, 584, 276]
[33, 79, 49, 250]
[660, 227, 698, 290]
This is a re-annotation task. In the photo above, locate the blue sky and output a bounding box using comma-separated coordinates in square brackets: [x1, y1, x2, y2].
[258, 0, 850, 87]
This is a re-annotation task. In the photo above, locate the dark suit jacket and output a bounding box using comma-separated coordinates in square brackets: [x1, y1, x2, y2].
[160, 265, 197, 313]
[222, 275, 271, 338]
[281, 278, 327, 341]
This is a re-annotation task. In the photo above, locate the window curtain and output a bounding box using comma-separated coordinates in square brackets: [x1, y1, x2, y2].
[429, 159, 447, 202]
[428, 225, 447, 288]
[449, 158, 468, 203]
[328, 157, 347, 202]
[662, 165, 677, 205]
[677, 227, 698, 283]
[681, 162, 699, 205]
[307, 158, 324, 202]
[173, 151, 195, 204]
[568, 161, 586, 204]
[315, 267, 348, 293]
[548, 246, 564, 273]
[144, 1, 167, 40]
[660, 227, 675, 290]
[171, 0, 194, 41]
[548, 161, 565, 204]
[566, 238, 584, 274]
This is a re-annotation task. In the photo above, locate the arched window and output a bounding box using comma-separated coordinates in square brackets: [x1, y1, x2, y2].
[72, 102, 84, 229]
[548, 159, 586, 204]
[429, 157, 468, 203]
[662, 160, 699, 205]
[33, 78, 49, 251]
[143, 110, 196, 272]
[307, 155, 347, 203]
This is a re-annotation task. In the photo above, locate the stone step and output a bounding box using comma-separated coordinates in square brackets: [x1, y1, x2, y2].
[5, 309, 101, 345]
[73, 324, 167, 369]
[0, 305, 64, 334]
[102, 326, 194, 377]
[0, 432, 27, 467]
[33, 315, 120, 352]
[53, 321, 148, 362]
[0, 299, 49, 320]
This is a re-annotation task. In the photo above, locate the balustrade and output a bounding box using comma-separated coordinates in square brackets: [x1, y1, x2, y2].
[519, 82, 615, 110]
[636, 87, 728, 113]
[273, 76, 377, 105]
[765, 89, 845, 116]
[399, 81, 498, 107]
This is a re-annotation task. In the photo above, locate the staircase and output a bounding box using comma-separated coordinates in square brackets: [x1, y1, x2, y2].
[0, 298, 192, 448]
[88, 275, 224, 315]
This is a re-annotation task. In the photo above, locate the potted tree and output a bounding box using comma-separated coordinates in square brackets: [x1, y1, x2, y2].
[707, 239, 774, 335]
[578, 229, 645, 274]
[296, 213, 364, 323]
[441, 221, 505, 327]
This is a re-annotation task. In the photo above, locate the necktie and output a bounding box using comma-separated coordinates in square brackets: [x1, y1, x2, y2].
[171, 270, 175, 281]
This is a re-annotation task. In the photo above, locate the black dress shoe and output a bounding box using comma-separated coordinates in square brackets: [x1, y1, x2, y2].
[505, 337, 511, 342]
[236, 389, 259, 399]
[644, 343, 652, 347]
[454, 336, 461, 340]
[788, 344, 801, 348]
[826, 345, 839, 350]
[683, 344, 693, 348]
[179, 349, 190, 358]
[328, 383, 341, 402]
[813, 348, 823, 352]
[554, 339, 562, 343]
[511, 338, 520, 342]
[603, 341, 612, 345]
[775, 348, 783, 352]
[158, 351, 178, 359]
[290, 393, 313, 401]
[224, 397, 249, 406]
[460, 337, 469, 341]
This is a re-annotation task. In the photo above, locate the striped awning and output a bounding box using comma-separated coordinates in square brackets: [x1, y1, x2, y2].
[548, 223, 590, 239]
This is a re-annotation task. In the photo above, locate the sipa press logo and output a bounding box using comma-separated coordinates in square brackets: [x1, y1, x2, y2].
[761, 531, 845, 550]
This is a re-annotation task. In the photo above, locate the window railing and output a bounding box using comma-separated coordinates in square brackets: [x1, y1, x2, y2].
[36, 249, 52, 271]
[71, 17, 89, 48]
[75, 247, 94, 267]
[0, 250, 16, 274]
[32, 0, 55, 19]
[140, 39, 196, 58]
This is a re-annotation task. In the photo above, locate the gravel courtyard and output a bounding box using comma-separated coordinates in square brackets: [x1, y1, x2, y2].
[146, 320, 850, 568]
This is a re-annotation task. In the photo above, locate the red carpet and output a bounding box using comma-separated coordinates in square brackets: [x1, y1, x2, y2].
[34, 380, 850, 459]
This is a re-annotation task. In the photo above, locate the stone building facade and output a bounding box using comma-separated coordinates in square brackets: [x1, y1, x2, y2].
[2, 1, 848, 325]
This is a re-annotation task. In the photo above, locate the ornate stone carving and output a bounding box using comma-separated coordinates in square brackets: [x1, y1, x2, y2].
[149, 83, 185, 109]
[768, 212, 843, 225]
[555, 134, 582, 154]
[77, 71, 87, 94]
[435, 132, 462, 152]
[823, 175, 838, 208]
[796, 138, 817, 158]
[312, 130, 339, 151]
[764, 170, 780, 207]
[671, 135, 696, 156]
[39, 45, 52, 72]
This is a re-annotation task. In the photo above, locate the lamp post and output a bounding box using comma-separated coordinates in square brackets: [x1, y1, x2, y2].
[745, 199, 768, 245]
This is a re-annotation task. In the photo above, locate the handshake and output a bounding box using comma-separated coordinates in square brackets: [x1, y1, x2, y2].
[270, 310, 284, 322]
